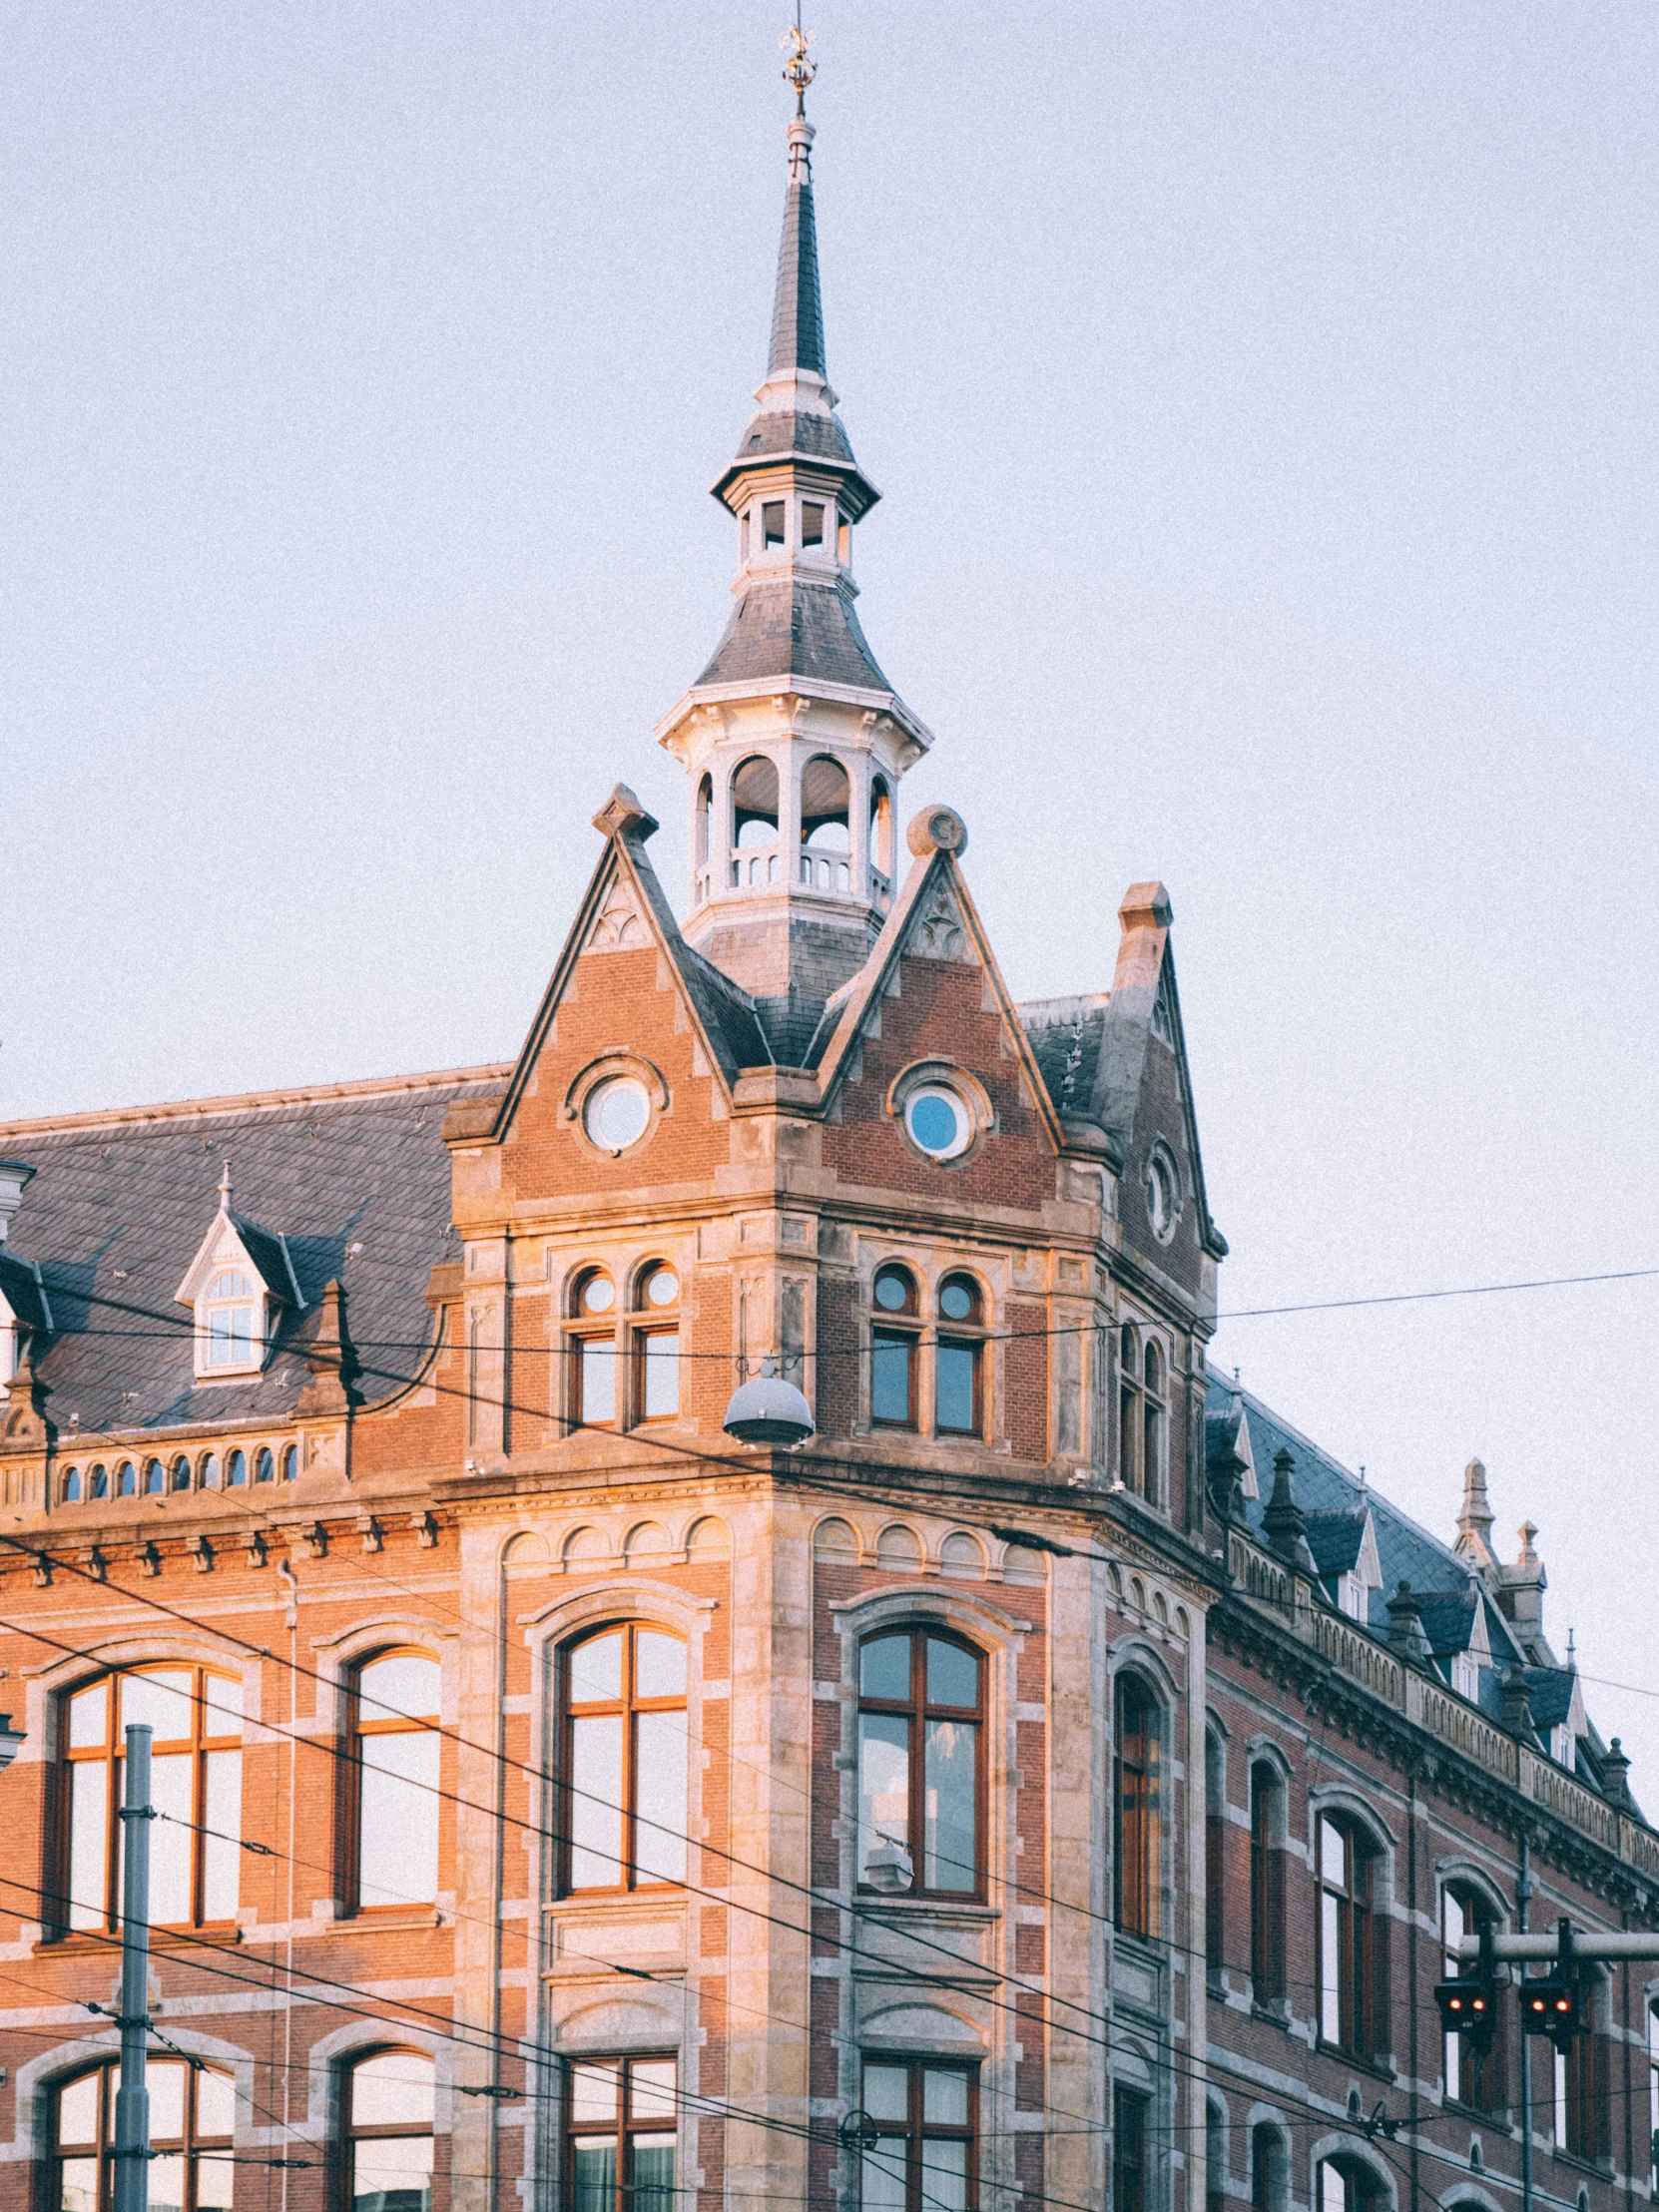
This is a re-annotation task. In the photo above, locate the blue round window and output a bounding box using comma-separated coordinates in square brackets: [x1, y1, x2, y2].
[904, 1086, 971, 1161]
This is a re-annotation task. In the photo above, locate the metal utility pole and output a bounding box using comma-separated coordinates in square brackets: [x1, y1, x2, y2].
[113, 1722, 153, 2212]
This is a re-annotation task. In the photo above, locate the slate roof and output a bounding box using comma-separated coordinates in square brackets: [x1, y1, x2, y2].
[0, 1247, 52, 1332]
[1208, 1371, 1618, 1783]
[770, 164, 826, 378]
[0, 1069, 507, 1436]
[1019, 997, 1111, 1125]
[1524, 1667, 1577, 1731]
[1303, 1506, 1369, 1580]
[734, 410, 856, 468]
[695, 578, 891, 693]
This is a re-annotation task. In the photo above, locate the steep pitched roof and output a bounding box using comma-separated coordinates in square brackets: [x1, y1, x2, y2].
[470, 789, 773, 1152]
[693, 578, 892, 694]
[770, 131, 826, 378]
[1019, 996, 1112, 1128]
[0, 1066, 507, 1435]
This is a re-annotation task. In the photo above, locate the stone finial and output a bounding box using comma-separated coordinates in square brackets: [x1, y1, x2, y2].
[592, 785, 659, 842]
[1516, 1520, 1540, 1568]
[1385, 1580, 1432, 1663]
[1500, 1668, 1537, 1745]
[1454, 1455, 1496, 1568]
[1, 1355, 52, 1451]
[296, 1279, 358, 1417]
[906, 805, 968, 859]
[1205, 1405, 1249, 1527]
[1602, 1738, 1635, 1810]
[1262, 1446, 1317, 1574]
[1118, 881, 1173, 931]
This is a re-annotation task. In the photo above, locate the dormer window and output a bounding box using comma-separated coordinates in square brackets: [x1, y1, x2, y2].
[176, 1166, 302, 1382]
[1452, 1653, 1478, 1701]
[203, 1270, 260, 1373]
[762, 501, 786, 549]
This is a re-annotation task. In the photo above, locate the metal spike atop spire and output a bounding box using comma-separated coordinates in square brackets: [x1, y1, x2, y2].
[770, 15, 826, 378]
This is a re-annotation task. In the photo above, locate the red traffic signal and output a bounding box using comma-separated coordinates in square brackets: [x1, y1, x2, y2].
[1435, 1975, 1496, 2052]
[1519, 1974, 1581, 2054]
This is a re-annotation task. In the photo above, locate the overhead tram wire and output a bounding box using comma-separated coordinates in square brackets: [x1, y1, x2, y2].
[0, 1597, 1548, 2146]
[28, 1260, 1659, 1377]
[0, 1870, 1425, 2212]
[0, 1575, 1420, 2070]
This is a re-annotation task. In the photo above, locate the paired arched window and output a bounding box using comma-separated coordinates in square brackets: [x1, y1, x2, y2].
[1250, 1763, 1287, 2004]
[1317, 1813, 1382, 2057]
[856, 1626, 984, 1897]
[62, 1666, 242, 1934]
[1442, 1884, 1500, 2109]
[346, 2049, 436, 2212]
[870, 1268, 989, 1437]
[1317, 2157, 1386, 2212]
[566, 2054, 677, 2212]
[54, 2057, 234, 2212]
[565, 1265, 681, 1430]
[1113, 1674, 1161, 1937]
[1117, 1330, 1167, 1504]
[350, 1651, 441, 1911]
[561, 1623, 688, 1894]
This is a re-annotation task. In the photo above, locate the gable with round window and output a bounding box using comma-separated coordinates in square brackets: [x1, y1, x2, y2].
[565, 1056, 671, 1160]
[883, 1059, 994, 1167]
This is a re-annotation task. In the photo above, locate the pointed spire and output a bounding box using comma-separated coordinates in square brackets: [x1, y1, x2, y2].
[218, 1158, 233, 1210]
[1454, 1454, 1496, 1570]
[1263, 1446, 1317, 1575]
[770, 115, 826, 378]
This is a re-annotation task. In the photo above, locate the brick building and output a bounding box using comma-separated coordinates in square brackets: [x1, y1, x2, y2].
[2, 68, 1657, 2212]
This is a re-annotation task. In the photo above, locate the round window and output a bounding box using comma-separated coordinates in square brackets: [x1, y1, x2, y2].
[584, 1075, 651, 1153]
[1146, 1150, 1178, 1241]
[581, 1275, 616, 1315]
[904, 1085, 971, 1161]
[643, 1266, 679, 1308]
[939, 1278, 977, 1323]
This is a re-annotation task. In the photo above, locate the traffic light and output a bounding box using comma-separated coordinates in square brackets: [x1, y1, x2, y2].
[1435, 1973, 1497, 2052]
[1517, 1920, 1585, 2056]
[1435, 1918, 1498, 2055]
[1519, 1973, 1581, 2055]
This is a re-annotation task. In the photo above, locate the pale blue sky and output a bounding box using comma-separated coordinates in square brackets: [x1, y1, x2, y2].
[5, 4, 1659, 1782]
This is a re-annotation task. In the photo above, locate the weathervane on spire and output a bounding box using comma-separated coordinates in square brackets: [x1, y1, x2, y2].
[782, 6, 817, 115]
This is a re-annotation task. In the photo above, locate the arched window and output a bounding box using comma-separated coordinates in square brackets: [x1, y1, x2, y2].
[61, 1465, 81, 1502]
[1250, 1763, 1286, 2004]
[346, 2049, 436, 2212]
[280, 1442, 297, 1481]
[201, 1267, 260, 1373]
[1118, 1327, 1142, 1493]
[226, 1449, 247, 1487]
[54, 2057, 235, 2212]
[1206, 2098, 1227, 2212]
[254, 1445, 275, 1483]
[1252, 2124, 1288, 2212]
[115, 1460, 136, 1497]
[1142, 1341, 1166, 1506]
[870, 776, 893, 888]
[1114, 1674, 1161, 1937]
[1442, 1884, 1500, 2110]
[694, 773, 712, 868]
[631, 1264, 680, 1424]
[88, 1462, 107, 1499]
[568, 1270, 618, 1429]
[1317, 1813, 1381, 2056]
[1317, 2156, 1386, 2212]
[144, 1457, 165, 1495]
[856, 1627, 983, 1897]
[198, 1451, 220, 1489]
[871, 1266, 920, 1430]
[935, 1274, 985, 1438]
[566, 2054, 677, 2212]
[351, 1651, 441, 1911]
[800, 754, 850, 891]
[171, 1453, 192, 1490]
[62, 1667, 243, 1933]
[1205, 1727, 1226, 1971]
[561, 1623, 687, 1894]
[730, 756, 783, 875]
